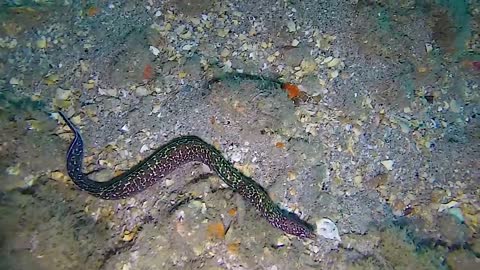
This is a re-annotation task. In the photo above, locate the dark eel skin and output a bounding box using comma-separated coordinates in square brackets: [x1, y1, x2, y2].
[58, 111, 316, 239]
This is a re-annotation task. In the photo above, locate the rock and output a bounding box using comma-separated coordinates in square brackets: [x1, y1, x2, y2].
[149, 46, 160, 56]
[282, 46, 311, 67]
[316, 218, 341, 241]
[446, 249, 480, 270]
[437, 214, 470, 246]
[9, 77, 20, 85]
[135, 86, 150, 97]
[287, 21, 296, 32]
[55, 88, 72, 100]
[36, 36, 47, 48]
[230, 151, 242, 163]
[98, 88, 118, 97]
[381, 160, 394, 171]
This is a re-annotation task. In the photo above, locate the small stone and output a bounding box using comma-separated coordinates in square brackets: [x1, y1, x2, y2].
[135, 86, 150, 97]
[449, 99, 461, 113]
[165, 179, 174, 187]
[275, 235, 291, 247]
[190, 17, 201, 25]
[192, 243, 207, 256]
[327, 58, 341, 68]
[217, 28, 229, 37]
[178, 71, 187, 78]
[6, 164, 21, 175]
[98, 88, 118, 97]
[300, 59, 316, 73]
[9, 77, 20, 85]
[231, 152, 242, 163]
[354, 175, 362, 186]
[180, 31, 192, 39]
[438, 201, 460, 212]
[291, 39, 299, 47]
[122, 230, 136, 242]
[329, 70, 339, 79]
[140, 145, 149, 153]
[220, 48, 230, 57]
[36, 36, 47, 48]
[287, 171, 297, 181]
[267, 55, 276, 62]
[149, 46, 160, 56]
[425, 43, 433, 53]
[83, 80, 95, 90]
[418, 66, 428, 73]
[381, 160, 394, 171]
[287, 21, 296, 32]
[322, 56, 333, 64]
[182, 44, 193, 51]
[71, 115, 82, 125]
[55, 88, 72, 100]
[50, 171, 68, 182]
[24, 174, 37, 187]
[316, 218, 341, 241]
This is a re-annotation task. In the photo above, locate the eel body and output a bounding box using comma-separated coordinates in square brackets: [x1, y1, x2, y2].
[58, 112, 315, 239]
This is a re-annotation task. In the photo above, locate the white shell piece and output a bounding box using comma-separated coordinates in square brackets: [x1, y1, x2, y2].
[316, 218, 341, 241]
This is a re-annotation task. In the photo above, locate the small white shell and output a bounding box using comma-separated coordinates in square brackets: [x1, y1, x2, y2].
[316, 218, 341, 241]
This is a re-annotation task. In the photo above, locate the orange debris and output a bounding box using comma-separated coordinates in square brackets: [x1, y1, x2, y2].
[275, 142, 285, 149]
[227, 242, 240, 254]
[282, 83, 301, 99]
[87, 6, 100, 17]
[207, 222, 225, 240]
[143, 64, 154, 80]
[227, 208, 237, 216]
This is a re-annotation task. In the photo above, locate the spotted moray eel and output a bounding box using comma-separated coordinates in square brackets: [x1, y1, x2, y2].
[58, 112, 315, 238]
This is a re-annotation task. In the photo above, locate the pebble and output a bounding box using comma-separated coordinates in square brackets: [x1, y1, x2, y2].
[327, 58, 341, 68]
[220, 48, 230, 57]
[55, 88, 72, 100]
[449, 99, 461, 113]
[329, 70, 339, 79]
[381, 160, 394, 171]
[425, 43, 433, 53]
[182, 44, 193, 51]
[438, 200, 460, 212]
[316, 218, 341, 241]
[121, 124, 129, 132]
[322, 56, 333, 64]
[287, 21, 296, 32]
[149, 45, 160, 56]
[165, 179, 174, 187]
[135, 86, 150, 97]
[98, 88, 118, 97]
[190, 17, 201, 25]
[300, 59, 316, 73]
[36, 36, 47, 49]
[230, 151, 242, 163]
[6, 164, 21, 175]
[9, 77, 20, 85]
[275, 235, 290, 247]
